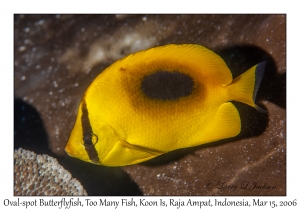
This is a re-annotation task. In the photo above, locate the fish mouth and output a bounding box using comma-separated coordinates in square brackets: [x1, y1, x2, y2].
[64, 143, 78, 158]
[65, 143, 81, 158]
[65, 142, 99, 164]
[64, 143, 72, 156]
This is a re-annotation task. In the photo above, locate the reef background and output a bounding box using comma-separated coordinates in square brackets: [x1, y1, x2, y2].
[14, 14, 286, 195]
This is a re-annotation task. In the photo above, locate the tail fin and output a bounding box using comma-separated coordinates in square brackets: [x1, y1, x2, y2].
[229, 62, 266, 112]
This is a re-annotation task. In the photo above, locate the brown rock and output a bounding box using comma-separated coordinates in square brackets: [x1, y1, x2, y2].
[14, 14, 285, 195]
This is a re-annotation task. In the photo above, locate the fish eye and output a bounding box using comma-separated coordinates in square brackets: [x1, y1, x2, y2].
[82, 132, 98, 146]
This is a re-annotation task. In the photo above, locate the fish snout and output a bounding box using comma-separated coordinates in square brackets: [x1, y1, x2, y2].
[65, 142, 74, 157]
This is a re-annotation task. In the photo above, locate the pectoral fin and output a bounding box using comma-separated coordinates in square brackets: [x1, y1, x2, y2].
[101, 139, 163, 166]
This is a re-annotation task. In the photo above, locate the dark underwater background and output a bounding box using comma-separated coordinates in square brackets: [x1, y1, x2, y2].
[14, 14, 286, 195]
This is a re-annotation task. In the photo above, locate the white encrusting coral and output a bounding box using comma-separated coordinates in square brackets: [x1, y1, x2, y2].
[14, 148, 87, 196]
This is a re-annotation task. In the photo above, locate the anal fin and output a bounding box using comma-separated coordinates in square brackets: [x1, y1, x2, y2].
[194, 102, 241, 145]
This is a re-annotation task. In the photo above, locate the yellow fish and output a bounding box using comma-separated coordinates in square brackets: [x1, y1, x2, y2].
[65, 44, 265, 166]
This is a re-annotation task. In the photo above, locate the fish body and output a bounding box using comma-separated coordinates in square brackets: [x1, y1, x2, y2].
[65, 44, 265, 166]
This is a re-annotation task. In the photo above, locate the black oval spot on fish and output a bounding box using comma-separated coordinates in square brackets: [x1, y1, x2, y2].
[141, 70, 194, 100]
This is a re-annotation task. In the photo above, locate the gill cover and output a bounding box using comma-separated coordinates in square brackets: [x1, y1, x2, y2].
[65, 99, 163, 166]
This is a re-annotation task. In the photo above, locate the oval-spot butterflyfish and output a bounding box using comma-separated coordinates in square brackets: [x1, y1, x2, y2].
[65, 44, 265, 166]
